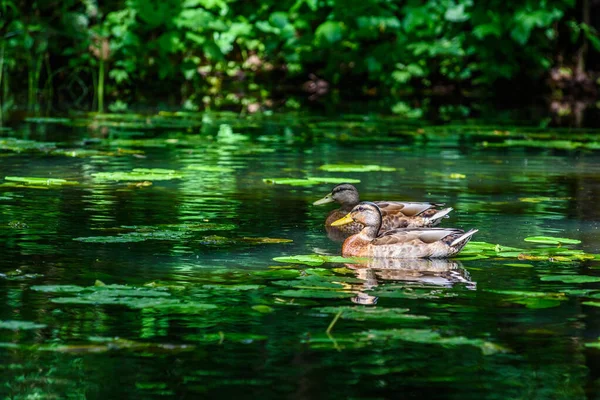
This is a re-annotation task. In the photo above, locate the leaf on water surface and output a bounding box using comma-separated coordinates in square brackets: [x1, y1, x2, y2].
[186, 165, 235, 173]
[273, 254, 364, 266]
[503, 263, 534, 268]
[372, 288, 458, 300]
[316, 306, 430, 321]
[540, 275, 600, 283]
[240, 237, 293, 244]
[76, 223, 237, 243]
[318, 164, 396, 172]
[484, 289, 566, 309]
[202, 284, 265, 291]
[263, 178, 321, 186]
[513, 298, 563, 309]
[272, 277, 346, 290]
[0, 320, 47, 330]
[485, 290, 567, 299]
[273, 289, 356, 299]
[524, 236, 581, 245]
[305, 176, 361, 184]
[262, 177, 361, 186]
[252, 305, 274, 313]
[4, 176, 79, 186]
[31, 283, 216, 312]
[91, 168, 183, 181]
[31, 285, 86, 293]
[357, 329, 507, 355]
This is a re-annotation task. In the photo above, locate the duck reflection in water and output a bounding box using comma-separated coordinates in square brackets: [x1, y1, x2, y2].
[343, 258, 475, 305]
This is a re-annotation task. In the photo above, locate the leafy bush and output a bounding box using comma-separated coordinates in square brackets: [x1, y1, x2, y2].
[0, 0, 597, 115]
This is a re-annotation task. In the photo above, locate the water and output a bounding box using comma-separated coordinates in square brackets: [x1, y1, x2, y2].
[1, 113, 600, 399]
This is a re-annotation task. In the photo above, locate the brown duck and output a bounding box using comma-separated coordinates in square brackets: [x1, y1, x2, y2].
[313, 184, 453, 237]
[330, 202, 478, 258]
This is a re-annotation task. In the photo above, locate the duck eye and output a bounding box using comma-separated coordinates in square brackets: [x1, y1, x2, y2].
[357, 206, 364, 212]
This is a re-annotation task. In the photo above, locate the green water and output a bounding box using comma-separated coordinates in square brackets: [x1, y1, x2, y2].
[2, 113, 600, 399]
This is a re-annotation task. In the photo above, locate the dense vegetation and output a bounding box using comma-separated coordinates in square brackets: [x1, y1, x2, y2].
[1, 0, 598, 116]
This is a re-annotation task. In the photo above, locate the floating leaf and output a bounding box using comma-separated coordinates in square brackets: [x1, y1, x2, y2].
[31, 284, 216, 312]
[262, 177, 361, 186]
[75, 223, 236, 243]
[0, 320, 47, 330]
[305, 177, 361, 184]
[503, 263, 533, 268]
[31, 285, 86, 293]
[540, 275, 600, 283]
[524, 236, 581, 245]
[240, 237, 293, 244]
[262, 178, 321, 186]
[318, 164, 396, 172]
[202, 284, 265, 291]
[91, 168, 183, 181]
[252, 305, 274, 313]
[316, 306, 429, 321]
[273, 254, 362, 266]
[272, 290, 355, 299]
[4, 176, 79, 186]
[354, 329, 506, 355]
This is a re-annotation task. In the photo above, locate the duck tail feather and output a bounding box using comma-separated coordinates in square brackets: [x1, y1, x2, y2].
[450, 229, 479, 248]
[429, 207, 453, 223]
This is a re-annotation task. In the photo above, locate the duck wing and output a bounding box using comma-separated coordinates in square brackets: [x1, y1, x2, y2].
[371, 228, 465, 246]
[374, 201, 444, 218]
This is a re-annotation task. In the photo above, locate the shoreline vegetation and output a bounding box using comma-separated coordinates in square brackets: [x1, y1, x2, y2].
[1, 1, 599, 126]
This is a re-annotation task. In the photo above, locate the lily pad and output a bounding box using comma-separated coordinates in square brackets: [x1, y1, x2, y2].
[305, 177, 361, 184]
[524, 236, 581, 245]
[91, 168, 183, 181]
[202, 284, 265, 291]
[318, 164, 396, 172]
[353, 329, 506, 355]
[252, 305, 274, 313]
[75, 223, 236, 243]
[31, 283, 217, 312]
[316, 306, 430, 321]
[74, 230, 187, 243]
[539, 275, 600, 283]
[0, 320, 47, 330]
[262, 178, 321, 186]
[4, 176, 79, 186]
[31, 285, 86, 293]
[272, 290, 355, 299]
[262, 177, 361, 186]
[272, 254, 362, 266]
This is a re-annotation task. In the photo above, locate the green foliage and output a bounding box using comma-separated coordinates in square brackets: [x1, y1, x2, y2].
[0, 0, 594, 114]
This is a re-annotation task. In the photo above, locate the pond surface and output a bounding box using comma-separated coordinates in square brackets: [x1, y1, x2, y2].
[1, 113, 600, 399]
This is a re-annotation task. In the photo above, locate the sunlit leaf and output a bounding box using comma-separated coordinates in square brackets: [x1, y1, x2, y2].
[316, 306, 429, 321]
[91, 168, 183, 181]
[524, 236, 581, 245]
[4, 177, 79, 186]
[0, 320, 47, 330]
[540, 275, 600, 283]
[318, 164, 396, 172]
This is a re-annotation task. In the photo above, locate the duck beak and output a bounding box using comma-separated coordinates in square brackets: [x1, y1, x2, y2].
[313, 193, 334, 206]
[330, 213, 354, 226]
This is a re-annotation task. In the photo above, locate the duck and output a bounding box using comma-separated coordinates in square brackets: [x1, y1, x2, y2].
[313, 183, 453, 237]
[330, 202, 478, 258]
